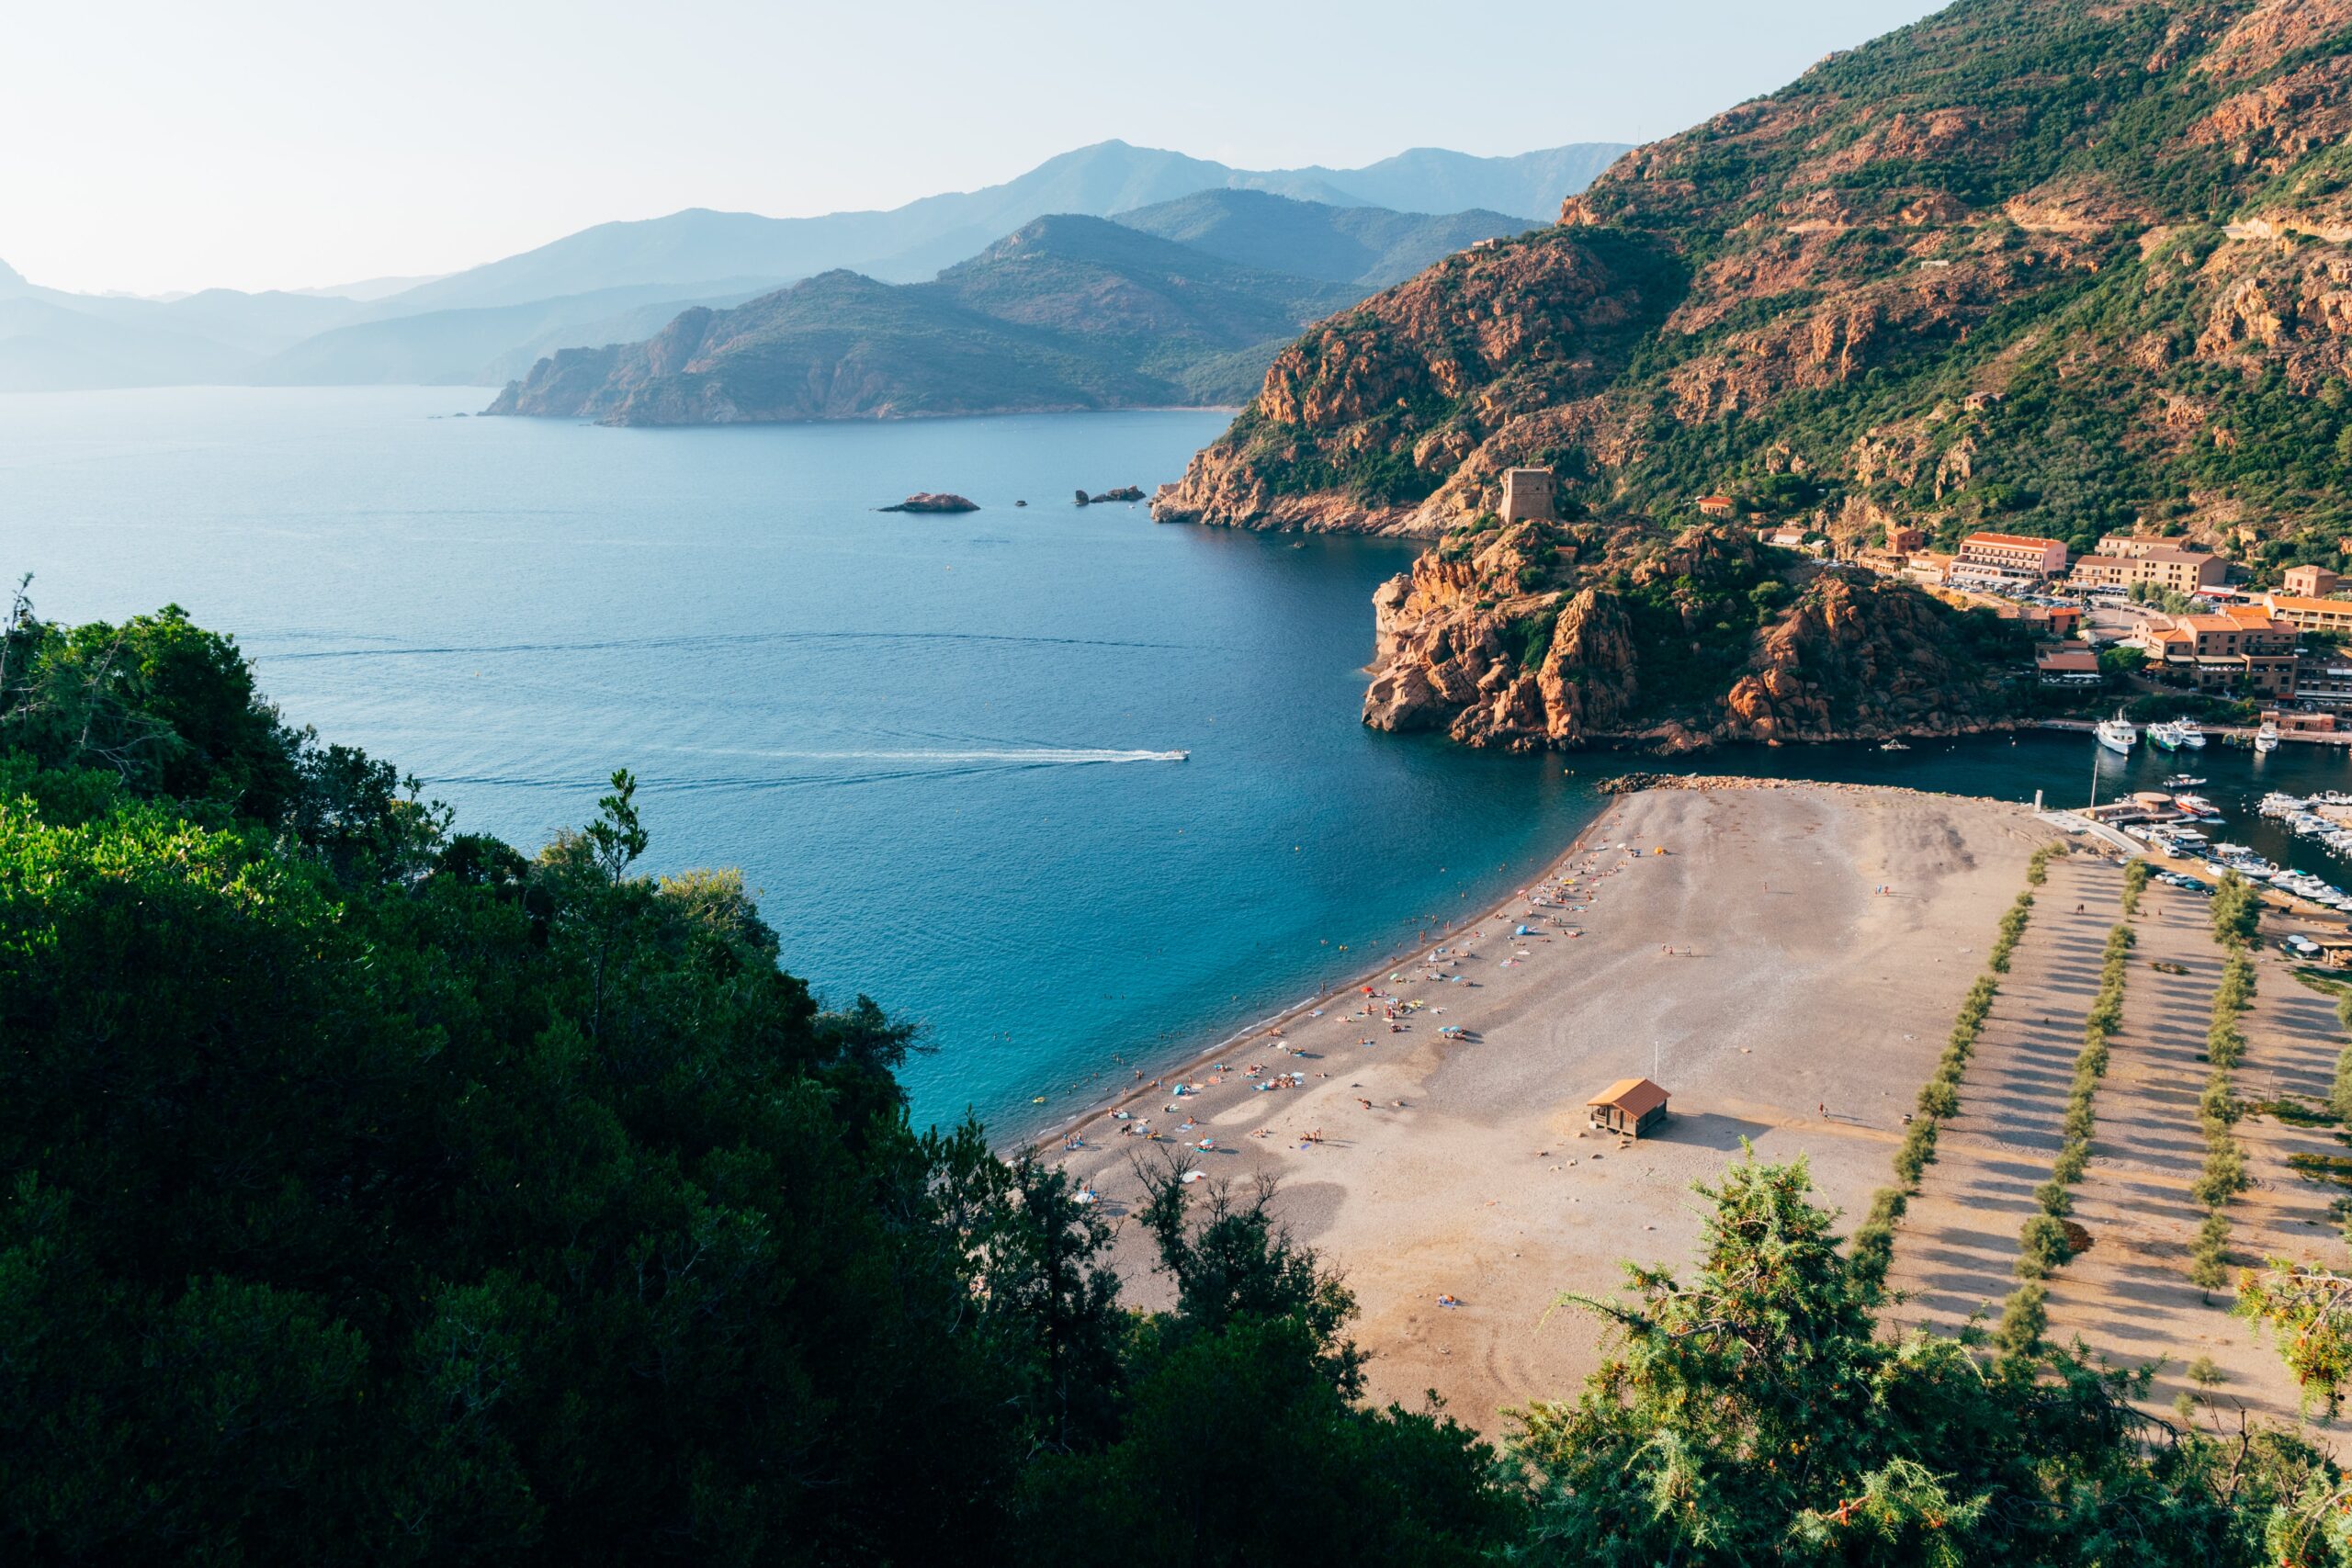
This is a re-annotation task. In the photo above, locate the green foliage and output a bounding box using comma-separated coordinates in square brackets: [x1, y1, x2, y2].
[14, 594, 2352, 1565]
[1516, 1152, 2336, 1564]
[2121, 858, 2151, 916]
[1851, 880, 2037, 1299]
[2211, 872, 2264, 948]
[2001, 919, 2132, 1307]
[0, 598, 1504, 1564]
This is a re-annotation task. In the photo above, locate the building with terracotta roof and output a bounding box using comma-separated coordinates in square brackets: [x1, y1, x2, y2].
[1586, 1077, 1670, 1138]
[2283, 564, 2344, 599]
[2134, 610, 2296, 696]
[2036, 648, 2100, 685]
[1951, 531, 2068, 586]
[2097, 533, 2181, 559]
[2263, 592, 2352, 635]
[1696, 494, 1736, 518]
[2068, 547, 2224, 595]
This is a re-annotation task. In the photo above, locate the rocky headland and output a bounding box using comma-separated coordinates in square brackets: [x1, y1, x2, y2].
[1361, 519, 2018, 750]
[1150, 0, 2352, 750]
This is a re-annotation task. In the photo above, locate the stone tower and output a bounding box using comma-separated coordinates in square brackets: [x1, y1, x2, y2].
[1498, 467, 1555, 523]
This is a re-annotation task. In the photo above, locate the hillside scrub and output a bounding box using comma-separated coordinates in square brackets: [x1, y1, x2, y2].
[10, 602, 2352, 1562]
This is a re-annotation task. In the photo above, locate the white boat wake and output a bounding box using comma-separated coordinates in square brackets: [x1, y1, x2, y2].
[669, 746, 1185, 765]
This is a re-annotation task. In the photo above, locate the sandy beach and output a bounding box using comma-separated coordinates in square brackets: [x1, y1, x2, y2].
[1050, 780, 2054, 1428]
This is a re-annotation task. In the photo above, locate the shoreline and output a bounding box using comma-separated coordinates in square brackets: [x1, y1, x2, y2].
[1022, 775, 2019, 1159]
[1044, 777, 2055, 1425]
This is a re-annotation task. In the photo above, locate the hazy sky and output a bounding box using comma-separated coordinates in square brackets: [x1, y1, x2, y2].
[6, 0, 1947, 297]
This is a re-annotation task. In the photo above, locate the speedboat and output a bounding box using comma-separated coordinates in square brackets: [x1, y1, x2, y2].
[2096, 716, 2137, 754]
[2165, 773, 2206, 787]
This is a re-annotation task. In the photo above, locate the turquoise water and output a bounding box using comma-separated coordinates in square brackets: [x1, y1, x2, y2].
[2, 388, 1588, 1131]
[11, 387, 2352, 1134]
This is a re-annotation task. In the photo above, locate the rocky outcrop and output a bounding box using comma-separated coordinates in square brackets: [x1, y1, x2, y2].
[1361, 521, 2015, 750]
[878, 493, 979, 513]
[1074, 486, 1145, 504]
[1155, 0, 2352, 562]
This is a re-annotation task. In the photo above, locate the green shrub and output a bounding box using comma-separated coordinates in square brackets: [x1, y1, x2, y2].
[1994, 1281, 2049, 1356]
[2121, 859, 2151, 916]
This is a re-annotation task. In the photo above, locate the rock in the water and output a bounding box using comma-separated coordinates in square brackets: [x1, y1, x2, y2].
[1014, 499, 1028, 507]
[878, 492, 979, 513]
[1073, 489, 1091, 506]
[1080, 485, 1145, 504]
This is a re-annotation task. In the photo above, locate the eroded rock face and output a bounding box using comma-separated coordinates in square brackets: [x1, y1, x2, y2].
[1151, 0, 2352, 554]
[1362, 522, 2013, 750]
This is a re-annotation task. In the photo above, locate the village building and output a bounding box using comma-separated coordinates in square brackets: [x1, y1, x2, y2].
[2096, 533, 2183, 559]
[2133, 611, 2297, 697]
[2035, 648, 2101, 686]
[1498, 467, 1556, 523]
[2263, 708, 2337, 735]
[1949, 530, 2069, 588]
[2067, 547, 2226, 595]
[2261, 592, 2352, 636]
[1883, 525, 1927, 555]
[1696, 494, 1737, 519]
[1586, 1077, 1670, 1138]
[2283, 564, 2344, 599]
[1903, 551, 1954, 588]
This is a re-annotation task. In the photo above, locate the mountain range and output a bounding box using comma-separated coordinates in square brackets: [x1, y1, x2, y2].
[0, 140, 1625, 395]
[1156, 0, 2352, 751]
[487, 196, 1527, 423]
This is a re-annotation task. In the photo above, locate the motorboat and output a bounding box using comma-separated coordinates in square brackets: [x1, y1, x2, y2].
[2164, 773, 2206, 788]
[2096, 715, 2137, 753]
[2148, 720, 2184, 751]
[2256, 722, 2281, 754]
[2176, 720, 2208, 748]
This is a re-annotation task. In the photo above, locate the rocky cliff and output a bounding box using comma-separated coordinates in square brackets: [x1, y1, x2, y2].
[1159, 0, 2352, 746]
[1162, 1, 2352, 551]
[1362, 521, 2018, 748]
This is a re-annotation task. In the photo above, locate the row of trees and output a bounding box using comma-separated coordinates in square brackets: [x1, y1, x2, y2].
[3, 590, 2349, 1562]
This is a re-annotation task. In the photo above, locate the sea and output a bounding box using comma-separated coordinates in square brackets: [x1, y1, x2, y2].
[10, 385, 2352, 1134]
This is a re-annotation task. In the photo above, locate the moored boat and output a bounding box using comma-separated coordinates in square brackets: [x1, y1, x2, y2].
[2096, 715, 2137, 754]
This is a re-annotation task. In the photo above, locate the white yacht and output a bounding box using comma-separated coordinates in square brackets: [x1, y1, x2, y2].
[2096, 716, 2138, 754]
[2255, 721, 2281, 754]
[2175, 719, 2207, 748]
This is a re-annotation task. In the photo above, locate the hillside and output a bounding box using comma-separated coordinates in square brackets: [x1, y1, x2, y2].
[1157, 0, 2352, 747]
[486, 215, 1378, 423]
[1113, 189, 1527, 288]
[391, 140, 1623, 314]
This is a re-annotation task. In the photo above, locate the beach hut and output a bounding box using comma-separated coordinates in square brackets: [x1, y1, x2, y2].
[1586, 1077, 1670, 1138]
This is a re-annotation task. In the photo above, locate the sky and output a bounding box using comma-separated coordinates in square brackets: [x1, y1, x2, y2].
[4, 0, 1949, 298]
